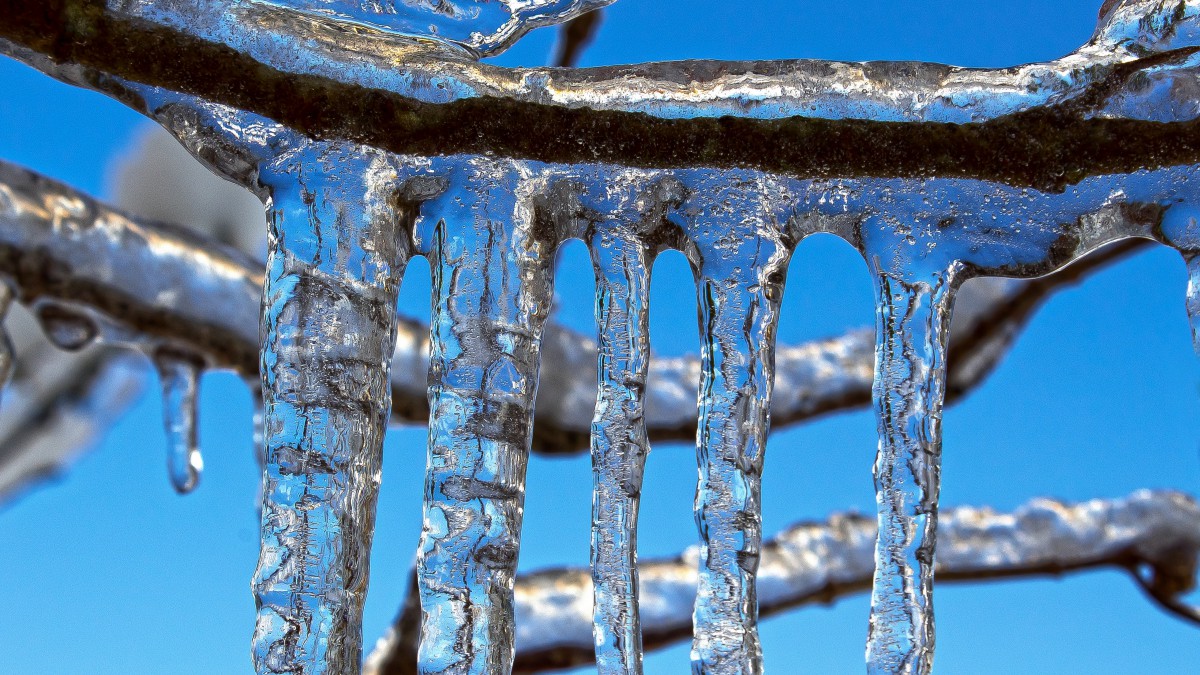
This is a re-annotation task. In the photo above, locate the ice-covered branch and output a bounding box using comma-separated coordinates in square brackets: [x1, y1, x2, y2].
[0, 158, 1151, 502]
[0, 160, 263, 372]
[2, 1, 1200, 190]
[365, 490, 1200, 673]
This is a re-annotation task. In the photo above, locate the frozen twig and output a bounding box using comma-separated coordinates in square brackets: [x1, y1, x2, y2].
[364, 490, 1200, 673]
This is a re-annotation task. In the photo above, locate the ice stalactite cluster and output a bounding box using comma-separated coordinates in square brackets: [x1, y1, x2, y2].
[2, 0, 1200, 673]
[292, 156, 1200, 673]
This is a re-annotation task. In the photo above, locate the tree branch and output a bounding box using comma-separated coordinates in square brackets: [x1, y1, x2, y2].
[553, 10, 603, 68]
[364, 490, 1200, 673]
[2, 2, 1199, 191]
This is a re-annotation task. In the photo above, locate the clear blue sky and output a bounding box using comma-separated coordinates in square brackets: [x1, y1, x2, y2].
[1, 1, 1198, 672]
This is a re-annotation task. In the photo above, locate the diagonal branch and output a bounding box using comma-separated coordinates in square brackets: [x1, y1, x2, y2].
[364, 490, 1200, 674]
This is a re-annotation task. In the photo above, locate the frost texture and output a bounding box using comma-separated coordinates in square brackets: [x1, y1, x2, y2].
[3, 1, 1200, 673]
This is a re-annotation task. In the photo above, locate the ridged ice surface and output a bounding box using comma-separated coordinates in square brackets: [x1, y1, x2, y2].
[578, 177, 659, 675]
[3, 1, 1200, 674]
[408, 157, 553, 673]
[252, 143, 409, 673]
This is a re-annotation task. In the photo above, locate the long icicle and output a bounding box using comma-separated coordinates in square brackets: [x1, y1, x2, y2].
[414, 158, 554, 673]
[587, 207, 654, 674]
[252, 145, 407, 674]
[865, 268, 956, 675]
[688, 176, 790, 674]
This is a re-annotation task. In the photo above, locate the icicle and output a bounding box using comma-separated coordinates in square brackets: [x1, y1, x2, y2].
[586, 192, 658, 674]
[155, 350, 204, 494]
[1184, 253, 1200, 355]
[412, 158, 553, 673]
[864, 269, 956, 675]
[251, 145, 408, 675]
[686, 175, 791, 674]
[1156, 203, 1200, 356]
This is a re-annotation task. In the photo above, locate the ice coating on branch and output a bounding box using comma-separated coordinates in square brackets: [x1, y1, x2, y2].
[156, 350, 205, 493]
[411, 157, 552, 673]
[498, 490, 1200, 668]
[252, 142, 409, 674]
[253, 0, 612, 55]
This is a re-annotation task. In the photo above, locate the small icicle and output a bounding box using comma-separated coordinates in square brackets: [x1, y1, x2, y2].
[0, 284, 15, 392]
[864, 270, 956, 675]
[1183, 253, 1200, 356]
[249, 381, 267, 471]
[247, 379, 267, 517]
[155, 350, 204, 494]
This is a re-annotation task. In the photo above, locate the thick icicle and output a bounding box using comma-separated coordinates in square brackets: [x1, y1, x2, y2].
[413, 158, 554, 673]
[686, 175, 790, 674]
[252, 145, 408, 675]
[155, 351, 204, 494]
[865, 269, 956, 675]
[584, 177, 670, 674]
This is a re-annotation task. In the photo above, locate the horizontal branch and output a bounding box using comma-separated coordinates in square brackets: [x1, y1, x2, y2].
[365, 490, 1200, 673]
[2, 2, 1199, 190]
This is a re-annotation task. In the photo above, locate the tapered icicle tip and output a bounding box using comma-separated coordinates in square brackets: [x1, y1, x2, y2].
[155, 351, 204, 494]
[1184, 254, 1200, 357]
